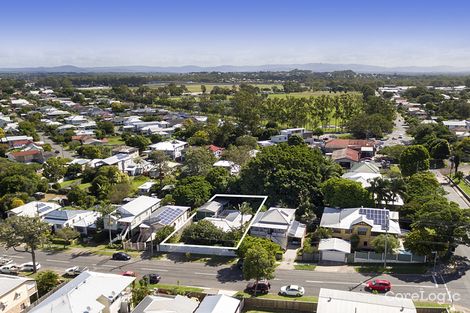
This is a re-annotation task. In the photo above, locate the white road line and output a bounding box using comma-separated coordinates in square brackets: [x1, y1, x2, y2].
[101, 265, 116, 268]
[46, 259, 69, 264]
[439, 273, 455, 309]
[194, 272, 217, 276]
[8, 255, 25, 259]
[432, 274, 439, 288]
[141, 268, 169, 272]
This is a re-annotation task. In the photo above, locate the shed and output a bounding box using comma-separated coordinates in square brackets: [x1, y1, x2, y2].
[318, 238, 351, 263]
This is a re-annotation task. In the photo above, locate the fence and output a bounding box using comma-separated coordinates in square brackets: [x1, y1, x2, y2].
[353, 251, 426, 263]
[158, 242, 237, 256]
[122, 241, 148, 251]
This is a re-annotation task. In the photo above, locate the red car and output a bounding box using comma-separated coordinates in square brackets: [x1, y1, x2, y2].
[122, 271, 136, 277]
[366, 279, 391, 292]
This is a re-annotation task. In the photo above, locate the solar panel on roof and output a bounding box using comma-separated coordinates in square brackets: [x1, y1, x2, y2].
[359, 208, 389, 230]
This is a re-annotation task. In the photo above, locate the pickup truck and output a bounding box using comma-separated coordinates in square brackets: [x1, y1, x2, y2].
[65, 266, 89, 276]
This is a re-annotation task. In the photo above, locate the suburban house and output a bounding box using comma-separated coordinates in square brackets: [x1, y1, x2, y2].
[0, 114, 11, 127]
[7, 201, 61, 218]
[341, 162, 382, 188]
[320, 207, 401, 250]
[137, 205, 190, 242]
[112, 146, 140, 159]
[195, 200, 228, 220]
[331, 147, 360, 169]
[269, 128, 312, 144]
[203, 210, 253, 232]
[250, 207, 307, 249]
[442, 120, 468, 130]
[318, 238, 351, 263]
[0, 274, 37, 313]
[6, 150, 45, 163]
[208, 145, 224, 158]
[29, 271, 135, 313]
[213, 160, 240, 175]
[1, 136, 34, 148]
[96, 153, 133, 171]
[324, 139, 377, 157]
[148, 140, 188, 160]
[137, 181, 157, 195]
[132, 295, 199, 313]
[42, 209, 100, 235]
[104, 196, 161, 241]
[194, 294, 242, 313]
[317, 288, 416, 313]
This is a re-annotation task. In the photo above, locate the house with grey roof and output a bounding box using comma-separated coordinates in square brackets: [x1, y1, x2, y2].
[194, 294, 241, 313]
[250, 207, 306, 249]
[7, 201, 61, 218]
[320, 207, 401, 250]
[43, 209, 100, 235]
[195, 200, 228, 220]
[138, 205, 190, 242]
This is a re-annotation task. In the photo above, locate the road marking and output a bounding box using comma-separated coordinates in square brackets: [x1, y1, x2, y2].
[8, 255, 25, 259]
[46, 259, 69, 264]
[304, 280, 436, 289]
[439, 273, 454, 309]
[194, 272, 217, 276]
[432, 274, 438, 288]
[101, 265, 116, 268]
[141, 268, 168, 272]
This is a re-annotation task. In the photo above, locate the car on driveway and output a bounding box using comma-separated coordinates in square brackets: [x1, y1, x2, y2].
[366, 279, 391, 292]
[112, 252, 131, 261]
[279, 285, 305, 296]
[245, 280, 271, 294]
[65, 266, 88, 276]
[20, 262, 41, 272]
[143, 273, 161, 284]
[0, 264, 20, 275]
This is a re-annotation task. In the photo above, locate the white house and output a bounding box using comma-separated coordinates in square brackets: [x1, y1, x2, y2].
[64, 115, 89, 125]
[7, 201, 61, 218]
[148, 140, 188, 160]
[0, 114, 11, 127]
[213, 160, 240, 175]
[0, 274, 37, 313]
[318, 238, 351, 263]
[194, 294, 241, 313]
[442, 120, 468, 130]
[132, 295, 199, 313]
[317, 288, 416, 313]
[104, 196, 161, 240]
[29, 271, 135, 313]
[138, 205, 190, 242]
[43, 209, 100, 235]
[250, 207, 306, 249]
[204, 210, 252, 232]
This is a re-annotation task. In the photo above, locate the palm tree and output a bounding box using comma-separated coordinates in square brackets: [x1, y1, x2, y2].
[238, 202, 252, 229]
[389, 178, 406, 205]
[367, 177, 391, 208]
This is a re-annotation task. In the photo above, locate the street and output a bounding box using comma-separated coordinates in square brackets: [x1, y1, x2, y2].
[382, 114, 413, 147]
[2, 248, 467, 309]
[38, 132, 74, 159]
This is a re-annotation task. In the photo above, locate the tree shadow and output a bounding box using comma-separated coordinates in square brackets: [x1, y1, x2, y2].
[216, 266, 243, 283]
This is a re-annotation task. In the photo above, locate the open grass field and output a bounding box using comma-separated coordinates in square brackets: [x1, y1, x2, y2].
[267, 90, 361, 99]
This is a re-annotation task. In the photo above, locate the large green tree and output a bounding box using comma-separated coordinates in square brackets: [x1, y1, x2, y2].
[172, 176, 212, 207]
[321, 177, 372, 208]
[0, 216, 50, 272]
[243, 245, 276, 291]
[43, 157, 69, 182]
[399, 145, 430, 176]
[183, 147, 216, 177]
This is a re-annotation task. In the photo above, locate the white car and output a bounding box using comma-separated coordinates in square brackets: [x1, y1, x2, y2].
[20, 262, 41, 272]
[279, 284, 305, 296]
[65, 266, 88, 276]
[0, 263, 20, 274]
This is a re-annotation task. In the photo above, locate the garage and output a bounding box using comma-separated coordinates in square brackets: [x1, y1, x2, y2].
[319, 238, 351, 263]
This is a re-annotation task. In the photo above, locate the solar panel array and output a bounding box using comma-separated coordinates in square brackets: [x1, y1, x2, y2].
[37, 203, 53, 214]
[359, 208, 389, 230]
[155, 207, 184, 225]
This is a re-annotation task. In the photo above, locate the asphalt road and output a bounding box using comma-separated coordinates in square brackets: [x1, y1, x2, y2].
[2, 248, 467, 309]
[382, 114, 413, 147]
[431, 170, 470, 209]
[38, 132, 74, 159]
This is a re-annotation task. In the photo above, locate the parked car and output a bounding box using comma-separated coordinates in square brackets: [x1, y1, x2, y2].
[65, 266, 88, 276]
[0, 264, 20, 274]
[245, 280, 271, 294]
[122, 271, 136, 277]
[143, 273, 161, 284]
[279, 285, 305, 296]
[112, 252, 131, 261]
[21, 262, 41, 272]
[0, 256, 12, 266]
[366, 279, 392, 292]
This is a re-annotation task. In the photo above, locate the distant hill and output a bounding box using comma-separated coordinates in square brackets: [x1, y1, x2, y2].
[1, 63, 469, 74]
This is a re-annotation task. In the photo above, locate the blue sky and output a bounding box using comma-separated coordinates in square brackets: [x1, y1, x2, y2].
[1, 0, 470, 67]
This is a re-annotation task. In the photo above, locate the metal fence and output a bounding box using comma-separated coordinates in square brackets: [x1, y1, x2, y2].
[353, 251, 426, 263]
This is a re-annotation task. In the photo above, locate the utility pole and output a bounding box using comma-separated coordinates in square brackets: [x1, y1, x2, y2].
[384, 214, 389, 269]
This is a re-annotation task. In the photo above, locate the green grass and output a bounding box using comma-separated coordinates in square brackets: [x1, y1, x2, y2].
[413, 301, 450, 308]
[456, 180, 470, 197]
[354, 264, 429, 274]
[294, 264, 316, 271]
[106, 136, 125, 146]
[59, 178, 82, 188]
[149, 283, 204, 294]
[236, 292, 318, 303]
[267, 91, 361, 99]
[78, 182, 91, 190]
[131, 176, 153, 190]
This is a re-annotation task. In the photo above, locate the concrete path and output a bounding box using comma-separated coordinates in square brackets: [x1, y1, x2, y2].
[431, 170, 470, 209]
[277, 247, 298, 270]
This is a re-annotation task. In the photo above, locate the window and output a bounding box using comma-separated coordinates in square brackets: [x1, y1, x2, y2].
[357, 227, 368, 235]
[364, 241, 368, 247]
[333, 228, 341, 233]
[344, 229, 352, 234]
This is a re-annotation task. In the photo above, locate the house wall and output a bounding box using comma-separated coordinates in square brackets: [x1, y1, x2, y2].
[0, 281, 37, 313]
[329, 223, 377, 250]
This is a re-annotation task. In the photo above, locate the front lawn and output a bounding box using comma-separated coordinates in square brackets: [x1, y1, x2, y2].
[413, 301, 450, 308]
[294, 264, 316, 271]
[149, 283, 204, 294]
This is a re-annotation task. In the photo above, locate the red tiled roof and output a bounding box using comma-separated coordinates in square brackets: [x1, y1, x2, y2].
[325, 139, 376, 150]
[11, 140, 32, 146]
[9, 150, 41, 157]
[208, 145, 224, 152]
[331, 148, 360, 162]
